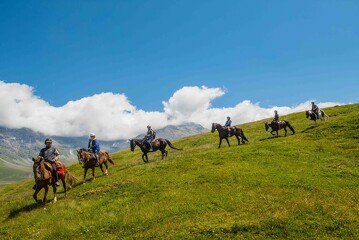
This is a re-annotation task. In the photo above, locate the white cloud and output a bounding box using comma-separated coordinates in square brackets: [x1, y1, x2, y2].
[0, 81, 342, 140]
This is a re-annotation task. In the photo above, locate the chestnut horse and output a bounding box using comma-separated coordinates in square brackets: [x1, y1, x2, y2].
[265, 120, 295, 137]
[306, 110, 329, 126]
[130, 138, 182, 163]
[211, 123, 249, 148]
[77, 148, 114, 183]
[32, 156, 76, 204]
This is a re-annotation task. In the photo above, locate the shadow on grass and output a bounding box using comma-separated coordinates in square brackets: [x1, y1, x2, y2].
[301, 126, 316, 133]
[5, 202, 42, 221]
[259, 135, 284, 141]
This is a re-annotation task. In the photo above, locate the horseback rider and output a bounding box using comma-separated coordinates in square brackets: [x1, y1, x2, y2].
[224, 116, 232, 136]
[144, 125, 156, 151]
[33, 138, 60, 189]
[272, 110, 280, 128]
[88, 133, 100, 166]
[311, 101, 319, 117]
[225, 116, 232, 127]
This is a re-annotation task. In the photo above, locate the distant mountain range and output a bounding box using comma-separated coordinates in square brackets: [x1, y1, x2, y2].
[0, 123, 207, 185]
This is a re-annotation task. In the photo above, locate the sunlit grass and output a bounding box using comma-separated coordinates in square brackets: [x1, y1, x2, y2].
[0, 104, 358, 239]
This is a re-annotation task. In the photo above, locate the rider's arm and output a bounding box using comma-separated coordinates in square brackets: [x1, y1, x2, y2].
[53, 149, 60, 161]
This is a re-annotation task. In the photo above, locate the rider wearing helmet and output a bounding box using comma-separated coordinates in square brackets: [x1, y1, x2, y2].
[88, 133, 100, 166]
[144, 125, 156, 151]
[33, 138, 60, 189]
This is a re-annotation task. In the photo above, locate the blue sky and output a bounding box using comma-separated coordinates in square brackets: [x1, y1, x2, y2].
[0, 0, 358, 112]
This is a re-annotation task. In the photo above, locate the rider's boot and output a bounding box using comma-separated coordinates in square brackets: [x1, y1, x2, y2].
[96, 155, 100, 166]
[53, 170, 60, 186]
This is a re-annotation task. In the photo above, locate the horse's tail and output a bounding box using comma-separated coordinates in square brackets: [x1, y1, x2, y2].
[106, 152, 115, 165]
[321, 110, 329, 119]
[66, 171, 77, 188]
[285, 121, 295, 134]
[164, 139, 183, 150]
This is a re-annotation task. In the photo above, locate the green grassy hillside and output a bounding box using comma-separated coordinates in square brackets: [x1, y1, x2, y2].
[0, 104, 358, 239]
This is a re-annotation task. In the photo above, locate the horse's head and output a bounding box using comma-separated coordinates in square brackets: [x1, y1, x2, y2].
[77, 148, 89, 165]
[32, 156, 45, 180]
[211, 123, 216, 133]
[129, 139, 136, 152]
[265, 122, 269, 131]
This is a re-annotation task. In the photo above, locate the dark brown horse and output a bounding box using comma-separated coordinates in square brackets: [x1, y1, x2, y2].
[265, 120, 295, 137]
[306, 110, 329, 126]
[77, 148, 114, 183]
[32, 156, 76, 204]
[129, 138, 182, 163]
[211, 123, 249, 148]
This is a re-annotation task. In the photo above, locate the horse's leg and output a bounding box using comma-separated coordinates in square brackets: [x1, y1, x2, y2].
[270, 130, 275, 136]
[276, 130, 279, 137]
[165, 150, 168, 158]
[43, 185, 49, 204]
[226, 137, 230, 147]
[235, 135, 240, 145]
[218, 138, 222, 148]
[99, 163, 105, 175]
[92, 167, 95, 180]
[53, 185, 57, 203]
[161, 150, 165, 159]
[83, 168, 88, 184]
[284, 127, 287, 136]
[145, 154, 149, 163]
[33, 187, 41, 203]
[104, 162, 108, 175]
[142, 154, 147, 163]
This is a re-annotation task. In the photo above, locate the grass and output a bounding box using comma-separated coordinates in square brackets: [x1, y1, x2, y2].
[0, 104, 358, 239]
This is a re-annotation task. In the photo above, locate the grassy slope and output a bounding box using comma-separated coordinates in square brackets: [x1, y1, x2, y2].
[0, 104, 358, 239]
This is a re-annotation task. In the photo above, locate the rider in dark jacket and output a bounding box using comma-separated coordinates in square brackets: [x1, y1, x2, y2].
[88, 133, 100, 166]
[144, 125, 156, 151]
[311, 101, 319, 117]
[272, 110, 280, 128]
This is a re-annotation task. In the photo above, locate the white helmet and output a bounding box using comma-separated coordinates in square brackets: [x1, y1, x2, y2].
[90, 133, 96, 137]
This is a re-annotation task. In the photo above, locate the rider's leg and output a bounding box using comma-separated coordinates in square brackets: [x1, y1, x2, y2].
[96, 153, 100, 166]
[51, 162, 60, 186]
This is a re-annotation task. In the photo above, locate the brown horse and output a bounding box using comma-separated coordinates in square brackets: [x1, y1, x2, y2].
[32, 156, 76, 204]
[306, 110, 329, 126]
[211, 123, 249, 148]
[77, 148, 114, 183]
[129, 138, 182, 163]
[265, 120, 295, 137]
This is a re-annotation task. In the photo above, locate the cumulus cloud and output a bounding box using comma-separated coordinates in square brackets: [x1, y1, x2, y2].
[0, 81, 342, 140]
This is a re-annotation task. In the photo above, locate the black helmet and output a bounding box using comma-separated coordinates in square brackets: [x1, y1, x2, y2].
[44, 138, 52, 144]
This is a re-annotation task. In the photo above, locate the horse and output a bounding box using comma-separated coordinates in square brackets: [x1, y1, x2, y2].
[306, 110, 329, 126]
[129, 138, 182, 163]
[265, 120, 295, 137]
[77, 148, 114, 183]
[32, 156, 76, 204]
[211, 123, 249, 148]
